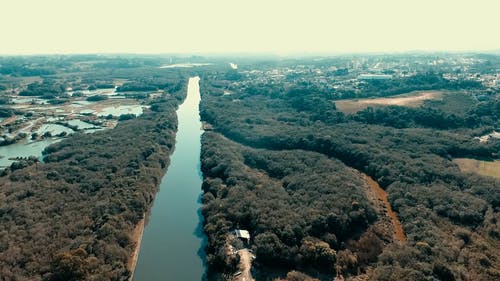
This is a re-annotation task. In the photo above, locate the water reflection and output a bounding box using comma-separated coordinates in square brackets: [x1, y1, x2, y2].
[133, 77, 206, 281]
[0, 138, 62, 168]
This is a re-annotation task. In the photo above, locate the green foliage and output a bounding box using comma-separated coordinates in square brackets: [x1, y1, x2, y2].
[0, 95, 10, 104]
[201, 132, 376, 275]
[90, 83, 115, 89]
[353, 106, 466, 129]
[224, 70, 242, 81]
[352, 97, 499, 129]
[48, 98, 68, 105]
[199, 66, 500, 280]
[0, 60, 187, 280]
[118, 114, 136, 121]
[47, 248, 91, 281]
[353, 72, 483, 100]
[19, 80, 66, 98]
[0, 107, 15, 117]
[298, 237, 336, 268]
[0, 65, 55, 76]
[116, 82, 157, 92]
[86, 94, 108, 102]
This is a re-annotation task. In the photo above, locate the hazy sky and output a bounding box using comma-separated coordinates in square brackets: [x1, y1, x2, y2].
[1, 0, 499, 55]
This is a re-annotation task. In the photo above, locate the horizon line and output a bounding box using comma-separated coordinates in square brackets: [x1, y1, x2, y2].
[1, 49, 499, 58]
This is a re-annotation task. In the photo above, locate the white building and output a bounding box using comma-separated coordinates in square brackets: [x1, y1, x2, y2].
[358, 74, 392, 80]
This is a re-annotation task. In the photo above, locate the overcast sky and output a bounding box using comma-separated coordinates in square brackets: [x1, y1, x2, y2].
[1, 0, 499, 55]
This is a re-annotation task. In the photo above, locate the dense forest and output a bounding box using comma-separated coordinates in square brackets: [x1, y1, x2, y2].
[0, 58, 188, 280]
[0, 54, 498, 281]
[202, 132, 379, 278]
[198, 63, 500, 281]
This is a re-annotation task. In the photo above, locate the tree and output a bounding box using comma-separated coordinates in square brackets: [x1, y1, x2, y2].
[48, 249, 90, 281]
[299, 237, 336, 269]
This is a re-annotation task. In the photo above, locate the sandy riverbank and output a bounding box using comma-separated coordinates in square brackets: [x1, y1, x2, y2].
[128, 217, 145, 281]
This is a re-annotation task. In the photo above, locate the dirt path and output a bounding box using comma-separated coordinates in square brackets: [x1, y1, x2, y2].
[128, 217, 145, 281]
[234, 249, 255, 281]
[0, 116, 17, 126]
[361, 173, 406, 242]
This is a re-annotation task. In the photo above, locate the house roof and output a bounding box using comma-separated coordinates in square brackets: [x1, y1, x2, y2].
[234, 229, 250, 239]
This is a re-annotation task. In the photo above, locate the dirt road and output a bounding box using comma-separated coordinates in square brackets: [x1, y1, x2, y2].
[234, 249, 255, 281]
[362, 173, 406, 242]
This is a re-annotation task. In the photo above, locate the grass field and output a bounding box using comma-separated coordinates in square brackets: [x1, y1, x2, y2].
[335, 91, 443, 113]
[453, 158, 500, 179]
[423, 91, 476, 116]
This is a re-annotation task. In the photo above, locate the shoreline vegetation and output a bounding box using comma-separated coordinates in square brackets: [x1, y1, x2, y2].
[0, 59, 188, 280]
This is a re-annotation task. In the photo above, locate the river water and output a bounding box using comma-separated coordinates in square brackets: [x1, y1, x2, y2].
[133, 77, 206, 281]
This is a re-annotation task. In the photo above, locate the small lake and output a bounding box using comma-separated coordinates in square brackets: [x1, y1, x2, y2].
[36, 124, 74, 136]
[66, 119, 97, 130]
[133, 77, 206, 280]
[97, 105, 143, 117]
[0, 138, 61, 168]
[71, 88, 117, 96]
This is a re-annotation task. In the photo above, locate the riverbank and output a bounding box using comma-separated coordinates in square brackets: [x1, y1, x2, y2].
[128, 217, 145, 281]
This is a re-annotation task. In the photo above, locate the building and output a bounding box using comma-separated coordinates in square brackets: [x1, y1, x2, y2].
[233, 229, 250, 243]
[358, 74, 392, 80]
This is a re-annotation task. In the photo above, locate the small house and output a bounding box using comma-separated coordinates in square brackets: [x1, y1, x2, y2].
[233, 229, 250, 243]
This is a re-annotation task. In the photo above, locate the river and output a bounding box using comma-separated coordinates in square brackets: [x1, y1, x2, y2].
[133, 77, 206, 281]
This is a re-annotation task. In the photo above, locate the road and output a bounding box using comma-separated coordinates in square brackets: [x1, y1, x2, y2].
[362, 173, 406, 242]
[234, 249, 255, 281]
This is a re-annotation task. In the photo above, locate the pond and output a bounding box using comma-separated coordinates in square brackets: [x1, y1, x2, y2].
[36, 124, 74, 136]
[0, 138, 61, 168]
[66, 119, 97, 130]
[97, 105, 144, 117]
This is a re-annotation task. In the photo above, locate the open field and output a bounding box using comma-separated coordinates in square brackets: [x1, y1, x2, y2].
[335, 91, 443, 113]
[453, 158, 500, 179]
